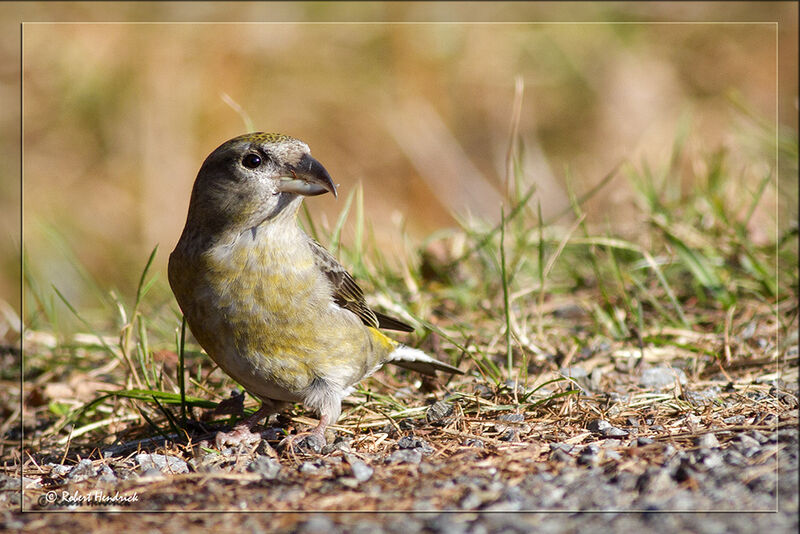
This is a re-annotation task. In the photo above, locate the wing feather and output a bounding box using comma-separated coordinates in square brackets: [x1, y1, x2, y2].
[307, 239, 413, 332]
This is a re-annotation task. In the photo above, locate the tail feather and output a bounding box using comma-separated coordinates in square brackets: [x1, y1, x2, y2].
[388, 345, 463, 376]
[374, 311, 414, 332]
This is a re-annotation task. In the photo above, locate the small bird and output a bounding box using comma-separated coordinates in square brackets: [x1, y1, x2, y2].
[168, 132, 462, 448]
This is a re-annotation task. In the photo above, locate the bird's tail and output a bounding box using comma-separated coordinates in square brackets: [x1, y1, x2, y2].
[389, 345, 463, 376]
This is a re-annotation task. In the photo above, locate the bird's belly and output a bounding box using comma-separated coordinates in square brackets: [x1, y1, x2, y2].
[183, 242, 378, 401]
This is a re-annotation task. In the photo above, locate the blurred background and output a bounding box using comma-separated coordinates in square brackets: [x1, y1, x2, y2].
[1, 2, 797, 332]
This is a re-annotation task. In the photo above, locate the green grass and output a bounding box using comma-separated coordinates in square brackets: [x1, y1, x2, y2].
[18, 106, 798, 450]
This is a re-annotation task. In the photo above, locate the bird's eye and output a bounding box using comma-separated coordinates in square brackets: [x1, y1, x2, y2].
[242, 153, 262, 169]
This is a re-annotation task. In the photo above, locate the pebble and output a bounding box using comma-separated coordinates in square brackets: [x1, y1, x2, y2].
[735, 433, 761, 450]
[587, 419, 612, 433]
[497, 413, 525, 423]
[693, 433, 720, 449]
[387, 449, 423, 464]
[426, 400, 454, 423]
[247, 457, 281, 480]
[298, 461, 322, 475]
[603, 426, 629, 437]
[47, 463, 72, 478]
[639, 366, 688, 388]
[723, 415, 746, 425]
[498, 429, 519, 442]
[559, 366, 589, 379]
[65, 459, 95, 482]
[549, 442, 573, 453]
[134, 453, 188, 474]
[472, 383, 494, 399]
[549, 448, 573, 463]
[322, 437, 352, 454]
[344, 454, 374, 482]
[96, 465, 118, 484]
[577, 444, 600, 466]
[397, 436, 435, 455]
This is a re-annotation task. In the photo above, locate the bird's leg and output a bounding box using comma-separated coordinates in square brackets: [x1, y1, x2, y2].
[278, 413, 330, 453]
[214, 403, 274, 449]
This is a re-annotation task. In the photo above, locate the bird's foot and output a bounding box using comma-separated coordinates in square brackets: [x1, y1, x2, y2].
[213, 403, 279, 449]
[278, 415, 329, 454]
[214, 424, 263, 449]
[278, 430, 326, 454]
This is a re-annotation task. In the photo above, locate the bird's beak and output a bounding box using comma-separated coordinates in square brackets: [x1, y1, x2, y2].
[277, 154, 338, 199]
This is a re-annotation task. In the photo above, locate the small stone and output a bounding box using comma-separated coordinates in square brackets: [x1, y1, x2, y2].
[134, 453, 188, 474]
[697, 450, 723, 469]
[397, 436, 434, 454]
[65, 459, 95, 483]
[247, 457, 281, 480]
[636, 437, 655, 446]
[602, 426, 629, 438]
[503, 380, 526, 394]
[693, 433, 720, 449]
[549, 448, 573, 463]
[683, 387, 721, 406]
[589, 369, 604, 391]
[723, 449, 747, 467]
[96, 465, 117, 484]
[346, 456, 373, 482]
[559, 366, 588, 379]
[387, 449, 422, 464]
[285, 434, 324, 454]
[577, 445, 600, 466]
[299, 461, 320, 474]
[462, 438, 484, 448]
[735, 433, 761, 449]
[426, 400, 454, 423]
[723, 415, 746, 425]
[639, 366, 687, 389]
[322, 436, 352, 454]
[587, 419, 612, 433]
[47, 463, 72, 478]
[498, 429, 519, 442]
[497, 413, 525, 423]
[472, 383, 494, 399]
[747, 430, 769, 444]
[549, 442, 573, 453]
[636, 467, 674, 494]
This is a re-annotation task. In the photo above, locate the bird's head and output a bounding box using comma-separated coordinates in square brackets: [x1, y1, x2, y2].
[184, 132, 337, 234]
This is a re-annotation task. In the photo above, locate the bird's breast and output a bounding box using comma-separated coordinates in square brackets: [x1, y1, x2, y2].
[171, 224, 383, 398]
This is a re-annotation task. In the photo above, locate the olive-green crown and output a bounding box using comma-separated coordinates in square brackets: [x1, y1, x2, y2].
[229, 132, 295, 144]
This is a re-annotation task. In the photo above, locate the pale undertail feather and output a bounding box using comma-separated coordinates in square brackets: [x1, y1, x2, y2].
[388, 346, 463, 376]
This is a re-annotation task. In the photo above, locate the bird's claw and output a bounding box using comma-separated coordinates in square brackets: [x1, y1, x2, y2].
[215, 424, 263, 449]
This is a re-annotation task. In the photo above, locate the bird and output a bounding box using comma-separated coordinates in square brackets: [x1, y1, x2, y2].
[168, 132, 462, 449]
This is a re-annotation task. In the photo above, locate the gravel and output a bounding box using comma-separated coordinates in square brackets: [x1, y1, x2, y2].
[11, 424, 797, 534]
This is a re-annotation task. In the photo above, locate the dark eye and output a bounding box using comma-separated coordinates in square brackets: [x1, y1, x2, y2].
[242, 153, 262, 169]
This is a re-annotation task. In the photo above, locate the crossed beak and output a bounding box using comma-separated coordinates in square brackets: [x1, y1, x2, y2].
[277, 153, 338, 199]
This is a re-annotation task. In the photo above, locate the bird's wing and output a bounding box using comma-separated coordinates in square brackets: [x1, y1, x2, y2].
[307, 238, 414, 332]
